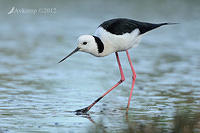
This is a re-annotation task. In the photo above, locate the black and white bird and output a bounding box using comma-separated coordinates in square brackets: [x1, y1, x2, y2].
[58, 18, 176, 114]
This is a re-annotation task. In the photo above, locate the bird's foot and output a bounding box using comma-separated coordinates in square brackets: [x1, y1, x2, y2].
[75, 107, 89, 115]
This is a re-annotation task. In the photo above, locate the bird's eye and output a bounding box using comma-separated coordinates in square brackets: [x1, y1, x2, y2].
[83, 42, 87, 45]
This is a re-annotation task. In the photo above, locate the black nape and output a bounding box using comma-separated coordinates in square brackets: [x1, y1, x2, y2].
[93, 36, 104, 53]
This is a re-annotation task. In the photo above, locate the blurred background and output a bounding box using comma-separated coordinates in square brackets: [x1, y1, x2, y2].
[0, 0, 200, 132]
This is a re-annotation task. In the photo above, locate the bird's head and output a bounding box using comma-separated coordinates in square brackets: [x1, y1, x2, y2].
[77, 35, 99, 55]
[58, 35, 99, 63]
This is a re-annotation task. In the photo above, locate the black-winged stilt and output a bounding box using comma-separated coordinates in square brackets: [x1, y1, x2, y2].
[58, 18, 176, 114]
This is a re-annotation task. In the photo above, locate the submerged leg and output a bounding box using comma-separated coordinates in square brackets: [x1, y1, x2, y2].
[126, 50, 136, 113]
[75, 52, 125, 114]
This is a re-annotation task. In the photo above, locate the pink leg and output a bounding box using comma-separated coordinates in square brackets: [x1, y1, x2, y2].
[75, 52, 125, 114]
[126, 50, 136, 113]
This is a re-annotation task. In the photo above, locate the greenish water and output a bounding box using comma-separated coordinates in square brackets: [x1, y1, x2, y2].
[0, 0, 200, 133]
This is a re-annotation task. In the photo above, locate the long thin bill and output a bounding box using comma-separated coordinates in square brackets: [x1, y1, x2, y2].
[58, 47, 80, 63]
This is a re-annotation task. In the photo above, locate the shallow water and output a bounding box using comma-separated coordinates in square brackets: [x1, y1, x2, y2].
[0, 0, 200, 133]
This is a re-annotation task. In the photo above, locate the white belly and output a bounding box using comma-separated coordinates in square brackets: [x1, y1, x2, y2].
[94, 27, 142, 53]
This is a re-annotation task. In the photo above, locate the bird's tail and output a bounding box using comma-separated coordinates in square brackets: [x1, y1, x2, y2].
[159, 22, 179, 26]
[141, 22, 178, 34]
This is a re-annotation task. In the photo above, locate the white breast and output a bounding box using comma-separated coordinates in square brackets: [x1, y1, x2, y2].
[94, 27, 142, 54]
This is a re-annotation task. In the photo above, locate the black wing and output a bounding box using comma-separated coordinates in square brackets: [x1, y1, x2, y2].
[99, 18, 168, 35]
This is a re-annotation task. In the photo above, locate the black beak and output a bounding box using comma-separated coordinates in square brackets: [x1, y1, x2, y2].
[58, 47, 80, 63]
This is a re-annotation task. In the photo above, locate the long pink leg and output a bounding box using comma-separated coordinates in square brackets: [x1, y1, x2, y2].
[75, 52, 125, 114]
[126, 50, 136, 113]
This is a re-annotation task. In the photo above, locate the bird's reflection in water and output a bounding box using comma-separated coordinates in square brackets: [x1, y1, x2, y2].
[75, 110, 200, 133]
[80, 113, 96, 124]
[76, 112, 108, 133]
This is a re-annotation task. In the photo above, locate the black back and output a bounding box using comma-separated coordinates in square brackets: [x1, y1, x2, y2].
[99, 18, 168, 35]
